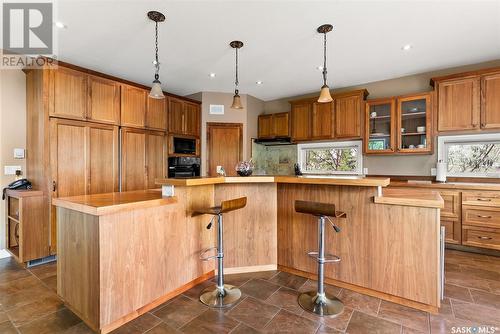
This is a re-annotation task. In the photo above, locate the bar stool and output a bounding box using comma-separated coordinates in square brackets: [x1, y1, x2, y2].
[295, 200, 346, 317]
[192, 197, 247, 308]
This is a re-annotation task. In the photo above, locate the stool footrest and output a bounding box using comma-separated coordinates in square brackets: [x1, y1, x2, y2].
[200, 246, 218, 261]
[307, 251, 341, 263]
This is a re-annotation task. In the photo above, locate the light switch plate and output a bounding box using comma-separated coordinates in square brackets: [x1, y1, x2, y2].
[13, 148, 25, 159]
[4, 166, 21, 175]
[431, 168, 437, 176]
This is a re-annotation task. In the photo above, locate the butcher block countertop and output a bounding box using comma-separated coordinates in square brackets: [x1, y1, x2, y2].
[375, 188, 444, 208]
[156, 175, 391, 187]
[390, 180, 500, 191]
[52, 190, 177, 216]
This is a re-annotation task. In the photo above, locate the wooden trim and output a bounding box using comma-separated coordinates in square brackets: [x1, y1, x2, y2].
[206, 122, 243, 177]
[430, 66, 500, 86]
[33, 59, 201, 105]
[277, 265, 439, 314]
[96, 270, 214, 334]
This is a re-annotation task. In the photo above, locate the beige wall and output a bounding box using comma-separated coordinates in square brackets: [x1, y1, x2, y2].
[263, 59, 500, 176]
[188, 92, 264, 176]
[0, 70, 27, 249]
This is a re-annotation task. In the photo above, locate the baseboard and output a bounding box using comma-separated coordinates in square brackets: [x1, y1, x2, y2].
[222, 264, 277, 275]
[446, 244, 500, 257]
[278, 265, 439, 314]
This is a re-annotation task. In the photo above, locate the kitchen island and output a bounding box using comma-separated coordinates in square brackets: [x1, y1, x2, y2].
[53, 176, 443, 333]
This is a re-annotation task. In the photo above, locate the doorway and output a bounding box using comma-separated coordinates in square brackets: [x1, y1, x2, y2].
[206, 122, 243, 176]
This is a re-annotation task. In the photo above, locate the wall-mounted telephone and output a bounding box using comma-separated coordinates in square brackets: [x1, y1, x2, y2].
[2, 178, 32, 200]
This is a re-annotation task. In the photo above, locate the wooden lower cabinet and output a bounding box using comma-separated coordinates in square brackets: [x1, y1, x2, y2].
[441, 219, 461, 244]
[462, 225, 500, 250]
[121, 128, 166, 191]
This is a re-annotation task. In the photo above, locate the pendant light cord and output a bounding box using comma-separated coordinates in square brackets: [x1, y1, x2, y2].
[322, 32, 327, 86]
[235, 47, 239, 91]
[154, 21, 159, 80]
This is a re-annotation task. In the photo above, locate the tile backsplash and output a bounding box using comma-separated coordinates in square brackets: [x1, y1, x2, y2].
[251, 143, 297, 175]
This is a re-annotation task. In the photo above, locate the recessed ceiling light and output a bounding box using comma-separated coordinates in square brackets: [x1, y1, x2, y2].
[54, 21, 66, 29]
[209, 73, 216, 78]
[316, 66, 324, 71]
[401, 44, 412, 51]
[256, 81, 263, 85]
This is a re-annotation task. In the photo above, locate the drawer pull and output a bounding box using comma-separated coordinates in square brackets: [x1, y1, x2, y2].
[477, 215, 493, 219]
[477, 236, 493, 240]
[476, 198, 492, 202]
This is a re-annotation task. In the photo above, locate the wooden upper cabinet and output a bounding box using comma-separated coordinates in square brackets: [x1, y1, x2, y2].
[184, 102, 200, 137]
[51, 68, 87, 120]
[121, 85, 147, 128]
[146, 131, 166, 189]
[437, 76, 480, 132]
[121, 128, 147, 191]
[481, 72, 500, 129]
[168, 98, 185, 134]
[146, 97, 167, 131]
[87, 76, 120, 125]
[335, 93, 363, 138]
[273, 112, 289, 137]
[258, 115, 273, 138]
[311, 102, 334, 139]
[291, 103, 311, 141]
[396, 93, 432, 154]
[365, 98, 396, 154]
[87, 123, 119, 194]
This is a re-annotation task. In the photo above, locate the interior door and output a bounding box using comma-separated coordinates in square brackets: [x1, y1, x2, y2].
[88, 124, 119, 194]
[146, 131, 166, 189]
[121, 128, 147, 191]
[207, 123, 243, 176]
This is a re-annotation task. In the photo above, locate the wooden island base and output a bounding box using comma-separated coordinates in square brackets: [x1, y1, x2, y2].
[53, 177, 443, 332]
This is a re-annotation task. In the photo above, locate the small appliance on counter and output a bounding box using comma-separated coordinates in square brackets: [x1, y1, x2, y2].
[168, 157, 201, 178]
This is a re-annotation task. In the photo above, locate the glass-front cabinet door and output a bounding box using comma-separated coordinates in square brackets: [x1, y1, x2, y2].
[365, 98, 396, 154]
[397, 93, 432, 153]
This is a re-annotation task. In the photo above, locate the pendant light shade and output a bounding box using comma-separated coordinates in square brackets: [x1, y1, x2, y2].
[230, 40, 244, 109]
[148, 11, 165, 99]
[317, 24, 333, 103]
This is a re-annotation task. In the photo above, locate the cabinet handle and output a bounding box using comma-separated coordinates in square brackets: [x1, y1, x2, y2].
[477, 215, 492, 219]
[477, 198, 492, 202]
[52, 181, 57, 192]
[477, 236, 492, 240]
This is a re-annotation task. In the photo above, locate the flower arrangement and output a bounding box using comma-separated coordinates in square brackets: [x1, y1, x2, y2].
[235, 159, 254, 176]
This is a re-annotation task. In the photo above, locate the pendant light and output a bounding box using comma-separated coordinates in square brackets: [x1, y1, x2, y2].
[317, 24, 333, 103]
[230, 40, 244, 109]
[148, 11, 165, 99]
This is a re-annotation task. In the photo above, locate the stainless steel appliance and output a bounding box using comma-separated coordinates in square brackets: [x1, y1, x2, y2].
[168, 157, 201, 178]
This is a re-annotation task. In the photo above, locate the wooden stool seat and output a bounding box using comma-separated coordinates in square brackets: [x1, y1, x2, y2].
[295, 200, 346, 218]
[192, 197, 247, 217]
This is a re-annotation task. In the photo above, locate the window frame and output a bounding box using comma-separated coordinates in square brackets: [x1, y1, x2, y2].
[437, 133, 500, 178]
[297, 140, 363, 175]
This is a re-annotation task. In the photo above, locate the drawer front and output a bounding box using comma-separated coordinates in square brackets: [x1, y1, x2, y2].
[462, 191, 500, 207]
[463, 207, 500, 228]
[462, 226, 500, 250]
[441, 219, 461, 244]
[440, 191, 461, 218]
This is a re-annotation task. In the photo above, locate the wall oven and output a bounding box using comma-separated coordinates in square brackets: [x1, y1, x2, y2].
[168, 157, 201, 178]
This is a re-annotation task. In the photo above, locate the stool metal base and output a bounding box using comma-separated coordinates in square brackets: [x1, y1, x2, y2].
[199, 284, 241, 308]
[298, 290, 344, 317]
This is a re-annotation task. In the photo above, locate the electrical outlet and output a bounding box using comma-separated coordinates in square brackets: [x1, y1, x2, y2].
[4, 166, 21, 175]
[363, 168, 368, 175]
[431, 168, 437, 176]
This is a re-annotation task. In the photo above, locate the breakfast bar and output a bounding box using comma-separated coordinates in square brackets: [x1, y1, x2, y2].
[52, 176, 443, 333]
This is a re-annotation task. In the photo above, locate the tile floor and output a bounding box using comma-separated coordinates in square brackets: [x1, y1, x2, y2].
[0, 249, 499, 333]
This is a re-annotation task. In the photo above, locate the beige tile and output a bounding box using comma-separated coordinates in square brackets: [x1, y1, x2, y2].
[17, 308, 81, 334]
[0, 312, 9, 324]
[264, 309, 319, 333]
[377, 300, 429, 332]
[337, 289, 380, 316]
[346, 310, 401, 334]
[0, 321, 18, 334]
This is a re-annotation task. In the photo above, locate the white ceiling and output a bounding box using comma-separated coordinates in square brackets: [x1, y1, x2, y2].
[56, 0, 500, 101]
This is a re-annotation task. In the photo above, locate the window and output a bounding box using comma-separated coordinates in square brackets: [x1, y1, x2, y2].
[438, 134, 500, 178]
[297, 141, 363, 175]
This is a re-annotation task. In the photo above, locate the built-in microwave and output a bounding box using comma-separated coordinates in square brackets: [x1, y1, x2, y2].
[172, 136, 197, 155]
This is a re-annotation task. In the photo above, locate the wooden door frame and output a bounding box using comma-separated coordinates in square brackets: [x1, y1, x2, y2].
[206, 122, 243, 176]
